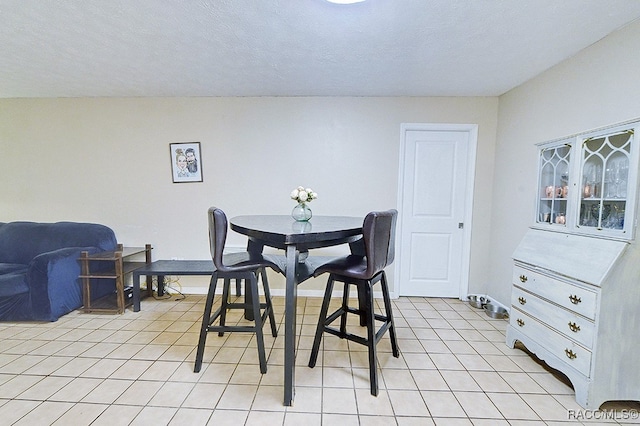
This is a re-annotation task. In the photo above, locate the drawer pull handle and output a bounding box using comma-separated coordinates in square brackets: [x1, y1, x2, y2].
[516, 318, 525, 327]
[568, 322, 581, 333]
[518, 296, 526, 305]
[519, 275, 528, 283]
[565, 349, 577, 360]
[569, 294, 582, 304]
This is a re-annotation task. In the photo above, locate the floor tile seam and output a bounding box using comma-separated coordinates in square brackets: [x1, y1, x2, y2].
[194, 381, 256, 412]
[393, 386, 434, 418]
[496, 371, 555, 395]
[450, 348, 508, 367]
[452, 340, 526, 372]
[444, 315, 493, 328]
[438, 377, 551, 395]
[11, 399, 72, 426]
[21, 397, 134, 411]
[23, 361, 102, 379]
[194, 357, 241, 386]
[450, 388, 512, 420]
[48, 375, 194, 386]
[0, 336, 62, 343]
[379, 360, 423, 396]
[0, 372, 52, 390]
[317, 341, 355, 416]
[504, 391, 574, 424]
[0, 352, 50, 361]
[4, 394, 84, 406]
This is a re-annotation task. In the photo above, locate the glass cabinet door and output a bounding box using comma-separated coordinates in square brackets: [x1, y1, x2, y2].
[534, 120, 638, 240]
[577, 128, 634, 235]
[537, 142, 571, 226]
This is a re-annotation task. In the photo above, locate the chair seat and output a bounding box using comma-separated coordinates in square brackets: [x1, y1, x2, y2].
[221, 252, 284, 274]
[313, 254, 369, 280]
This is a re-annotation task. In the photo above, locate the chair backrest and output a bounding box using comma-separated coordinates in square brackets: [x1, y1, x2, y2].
[362, 209, 398, 278]
[208, 206, 228, 270]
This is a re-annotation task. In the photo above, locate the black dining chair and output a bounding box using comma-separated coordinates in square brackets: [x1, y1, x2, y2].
[308, 209, 400, 396]
[194, 207, 283, 374]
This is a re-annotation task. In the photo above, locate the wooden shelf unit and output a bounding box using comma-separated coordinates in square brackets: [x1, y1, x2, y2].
[79, 243, 152, 314]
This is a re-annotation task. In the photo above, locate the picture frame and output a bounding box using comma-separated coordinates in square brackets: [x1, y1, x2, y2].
[170, 142, 203, 183]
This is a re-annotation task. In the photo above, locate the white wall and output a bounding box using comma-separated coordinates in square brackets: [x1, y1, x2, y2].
[0, 96, 498, 295]
[5, 18, 639, 301]
[488, 19, 640, 306]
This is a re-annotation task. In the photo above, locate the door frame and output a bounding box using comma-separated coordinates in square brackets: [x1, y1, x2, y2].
[394, 123, 478, 300]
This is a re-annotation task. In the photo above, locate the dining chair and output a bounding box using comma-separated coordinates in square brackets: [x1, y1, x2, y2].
[194, 207, 283, 374]
[308, 209, 400, 396]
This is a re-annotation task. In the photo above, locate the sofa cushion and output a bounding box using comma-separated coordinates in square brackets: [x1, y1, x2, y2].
[0, 271, 31, 320]
[0, 272, 30, 297]
[0, 263, 28, 275]
[0, 221, 116, 265]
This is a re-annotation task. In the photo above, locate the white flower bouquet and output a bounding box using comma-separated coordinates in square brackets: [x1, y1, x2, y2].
[290, 186, 318, 204]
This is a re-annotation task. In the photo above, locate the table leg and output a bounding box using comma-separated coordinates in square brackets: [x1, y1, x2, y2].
[244, 240, 264, 321]
[158, 275, 165, 296]
[284, 244, 299, 406]
[146, 275, 153, 297]
[133, 273, 141, 312]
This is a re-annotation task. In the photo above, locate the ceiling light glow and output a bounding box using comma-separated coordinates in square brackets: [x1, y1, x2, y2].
[325, 0, 366, 4]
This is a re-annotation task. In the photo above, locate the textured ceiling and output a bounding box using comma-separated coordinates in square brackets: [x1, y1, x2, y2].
[2, 0, 640, 98]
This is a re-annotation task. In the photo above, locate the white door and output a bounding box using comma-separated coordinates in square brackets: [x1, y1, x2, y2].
[396, 124, 477, 298]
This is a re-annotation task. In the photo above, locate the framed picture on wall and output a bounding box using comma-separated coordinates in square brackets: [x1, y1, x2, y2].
[170, 142, 203, 183]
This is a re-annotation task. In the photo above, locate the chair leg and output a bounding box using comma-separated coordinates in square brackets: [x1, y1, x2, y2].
[364, 281, 379, 396]
[249, 272, 268, 374]
[194, 272, 218, 373]
[340, 280, 350, 336]
[357, 283, 367, 326]
[260, 267, 278, 338]
[309, 274, 336, 368]
[380, 272, 399, 358]
[218, 277, 231, 336]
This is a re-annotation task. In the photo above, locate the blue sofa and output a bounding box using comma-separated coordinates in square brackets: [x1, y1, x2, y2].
[0, 221, 117, 321]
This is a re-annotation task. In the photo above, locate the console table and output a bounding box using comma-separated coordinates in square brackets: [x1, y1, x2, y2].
[131, 260, 216, 312]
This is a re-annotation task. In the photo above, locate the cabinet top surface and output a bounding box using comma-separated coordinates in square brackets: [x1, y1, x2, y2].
[513, 229, 626, 284]
[513, 229, 629, 285]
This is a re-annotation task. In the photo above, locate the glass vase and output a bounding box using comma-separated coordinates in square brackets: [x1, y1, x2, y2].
[291, 202, 312, 221]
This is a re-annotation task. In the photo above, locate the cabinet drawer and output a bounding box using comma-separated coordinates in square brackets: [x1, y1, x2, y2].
[513, 266, 597, 319]
[511, 287, 595, 348]
[510, 308, 592, 377]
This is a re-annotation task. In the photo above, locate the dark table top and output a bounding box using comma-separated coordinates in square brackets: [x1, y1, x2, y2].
[230, 215, 364, 248]
[132, 259, 214, 275]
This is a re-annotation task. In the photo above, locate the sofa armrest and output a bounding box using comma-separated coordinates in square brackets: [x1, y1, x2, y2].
[27, 246, 100, 321]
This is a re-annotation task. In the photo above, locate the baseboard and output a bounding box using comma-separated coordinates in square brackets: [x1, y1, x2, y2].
[176, 286, 389, 299]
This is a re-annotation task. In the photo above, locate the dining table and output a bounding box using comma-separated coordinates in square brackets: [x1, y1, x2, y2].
[230, 214, 364, 406]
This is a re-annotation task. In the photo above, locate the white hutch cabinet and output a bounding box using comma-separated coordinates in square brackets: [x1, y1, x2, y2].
[506, 120, 640, 408]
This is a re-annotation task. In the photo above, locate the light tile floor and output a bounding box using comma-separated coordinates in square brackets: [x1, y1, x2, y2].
[0, 295, 638, 425]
